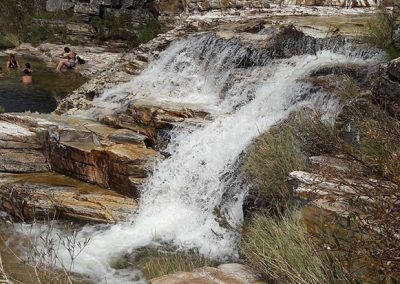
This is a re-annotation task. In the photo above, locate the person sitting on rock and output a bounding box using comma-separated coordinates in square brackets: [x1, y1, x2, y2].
[20, 68, 33, 84]
[23, 62, 33, 74]
[56, 47, 76, 72]
[7, 54, 19, 70]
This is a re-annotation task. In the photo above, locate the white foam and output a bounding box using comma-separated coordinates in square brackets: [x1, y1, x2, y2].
[22, 35, 383, 283]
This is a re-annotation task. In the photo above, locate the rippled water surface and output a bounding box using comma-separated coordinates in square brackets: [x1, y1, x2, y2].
[0, 56, 86, 113]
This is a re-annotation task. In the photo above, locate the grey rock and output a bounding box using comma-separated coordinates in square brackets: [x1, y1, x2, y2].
[109, 129, 148, 144]
[46, 0, 75, 12]
[373, 58, 400, 118]
[74, 3, 101, 15]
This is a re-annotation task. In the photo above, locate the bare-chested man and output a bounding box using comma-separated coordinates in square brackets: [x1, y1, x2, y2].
[20, 69, 33, 84]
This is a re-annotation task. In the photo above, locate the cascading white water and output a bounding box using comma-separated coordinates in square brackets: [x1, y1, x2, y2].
[22, 34, 383, 283]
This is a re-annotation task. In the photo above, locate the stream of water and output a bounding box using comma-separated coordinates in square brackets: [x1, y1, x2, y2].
[16, 33, 384, 283]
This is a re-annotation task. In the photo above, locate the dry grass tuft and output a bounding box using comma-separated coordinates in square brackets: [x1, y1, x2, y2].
[134, 249, 215, 280]
[241, 212, 353, 284]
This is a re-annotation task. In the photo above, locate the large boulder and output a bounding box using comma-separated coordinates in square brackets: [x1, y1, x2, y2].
[46, 0, 75, 12]
[373, 57, 400, 118]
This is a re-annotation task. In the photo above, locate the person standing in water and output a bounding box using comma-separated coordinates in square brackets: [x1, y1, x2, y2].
[20, 69, 33, 84]
[56, 47, 76, 72]
[23, 62, 33, 73]
[7, 55, 19, 70]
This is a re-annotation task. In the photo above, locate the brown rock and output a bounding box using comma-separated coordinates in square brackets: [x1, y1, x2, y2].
[0, 173, 137, 223]
[0, 113, 163, 196]
[150, 263, 265, 284]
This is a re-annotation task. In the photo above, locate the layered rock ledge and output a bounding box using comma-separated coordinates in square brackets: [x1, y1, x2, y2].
[0, 98, 211, 222]
[0, 113, 163, 196]
[0, 172, 137, 223]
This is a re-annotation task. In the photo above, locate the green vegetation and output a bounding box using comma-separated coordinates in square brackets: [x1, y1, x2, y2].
[138, 18, 162, 44]
[0, 0, 72, 46]
[0, 0, 162, 48]
[336, 75, 362, 101]
[243, 67, 400, 282]
[90, 14, 161, 46]
[241, 212, 353, 284]
[364, 10, 400, 58]
[133, 249, 215, 280]
[244, 125, 305, 212]
[90, 13, 130, 41]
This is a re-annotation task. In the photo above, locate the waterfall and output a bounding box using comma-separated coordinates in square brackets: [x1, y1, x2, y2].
[23, 33, 383, 283]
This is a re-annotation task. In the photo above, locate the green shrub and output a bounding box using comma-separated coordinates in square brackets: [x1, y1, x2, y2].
[133, 249, 215, 280]
[364, 10, 399, 58]
[244, 125, 305, 212]
[138, 18, 162, 44]
[241, 212, 353, 284]
[0, 33, 18, 49]
[348, 113, 400, 183]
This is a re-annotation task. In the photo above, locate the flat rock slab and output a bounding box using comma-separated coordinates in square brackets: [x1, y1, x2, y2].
[0, 172, 137, 223]
[150, 263, 265, 284]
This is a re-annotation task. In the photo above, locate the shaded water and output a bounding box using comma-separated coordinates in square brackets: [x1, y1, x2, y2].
[0, 56, 86, 113]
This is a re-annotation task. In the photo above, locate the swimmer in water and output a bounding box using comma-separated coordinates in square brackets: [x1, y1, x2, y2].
[20, 68, 33, 84]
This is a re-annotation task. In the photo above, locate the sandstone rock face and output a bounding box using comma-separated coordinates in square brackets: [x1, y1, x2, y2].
[0, 113, 162, 196]
[102, 99, 212, 143]
[150, 263, 265, 284]
[373, 57, 400, 118]
[0, 173, 137, 223]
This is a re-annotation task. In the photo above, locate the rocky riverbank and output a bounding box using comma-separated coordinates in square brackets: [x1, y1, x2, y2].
[1, 4, 399, 283]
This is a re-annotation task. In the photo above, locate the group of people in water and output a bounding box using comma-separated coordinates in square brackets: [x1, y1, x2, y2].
[0, 55, 32, 84]
[0, 47, 78, 84]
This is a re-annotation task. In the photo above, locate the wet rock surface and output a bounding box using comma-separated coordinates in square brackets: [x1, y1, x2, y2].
[150, 263, 265, 284]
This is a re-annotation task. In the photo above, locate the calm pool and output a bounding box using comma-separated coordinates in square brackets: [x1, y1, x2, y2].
[0, 56, 86, 113]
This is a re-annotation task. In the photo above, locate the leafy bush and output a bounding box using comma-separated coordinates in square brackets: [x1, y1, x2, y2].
[241, 212, 353, 284]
